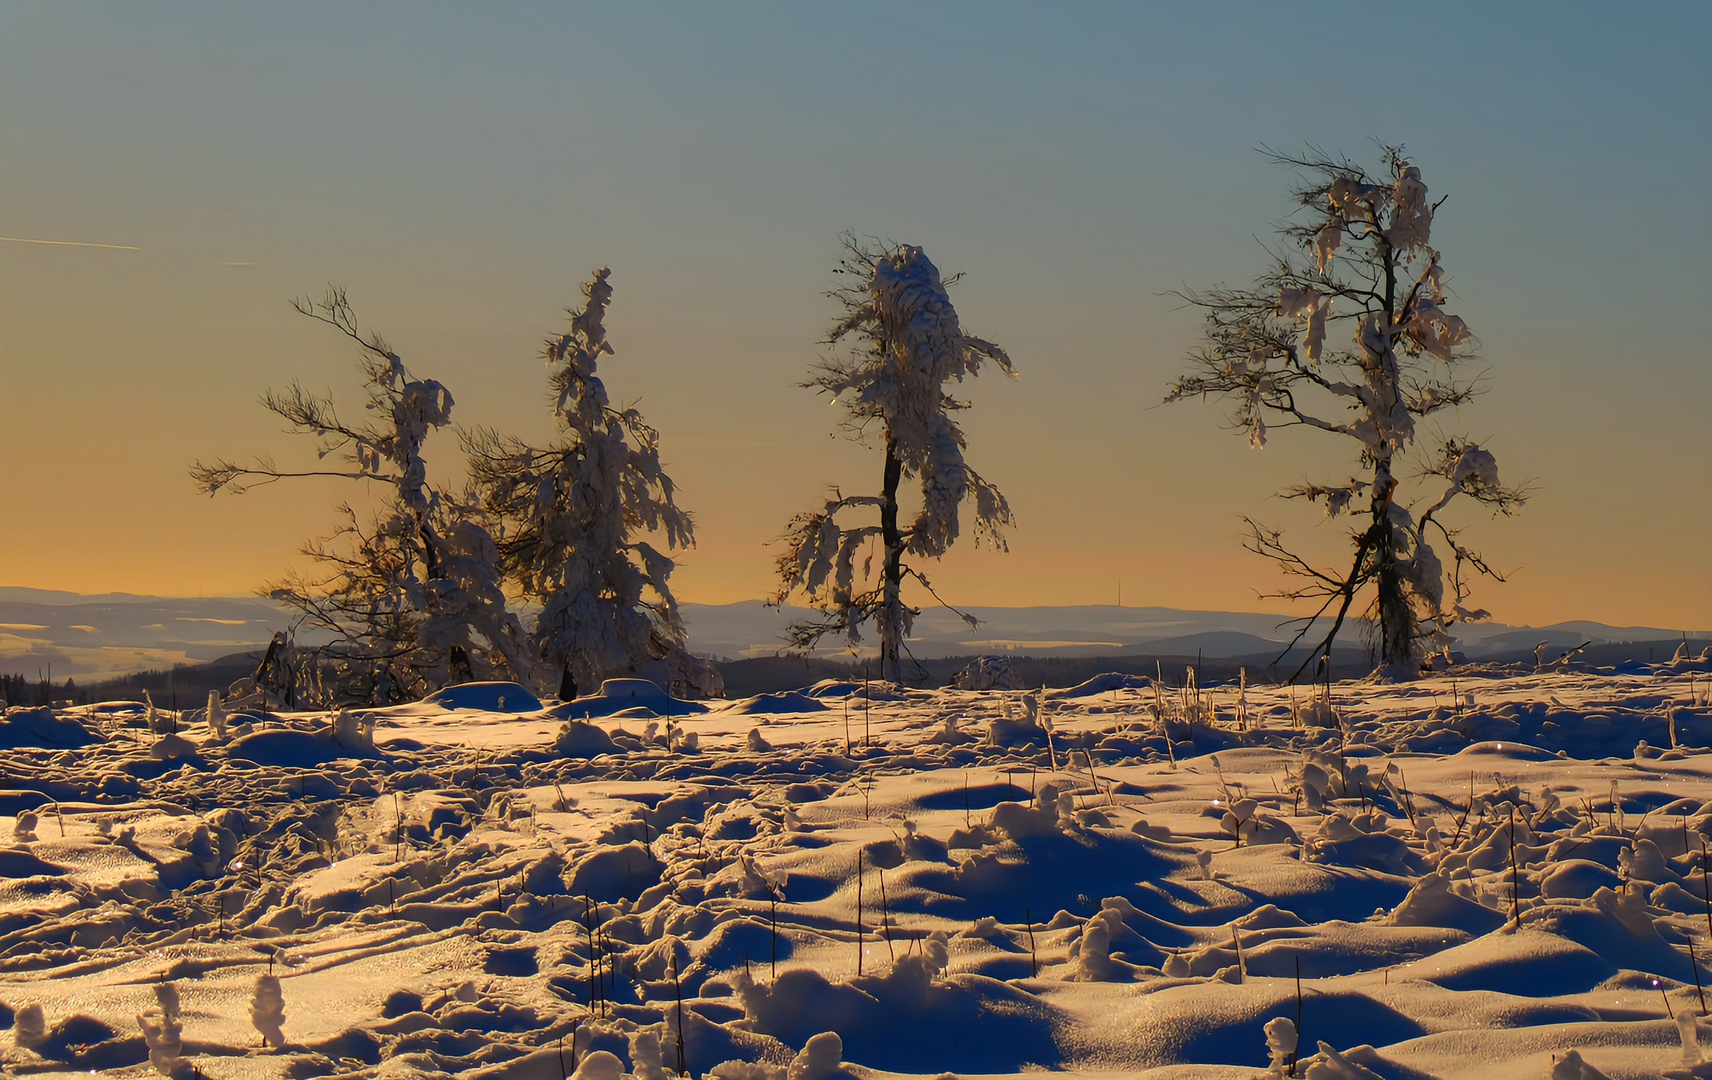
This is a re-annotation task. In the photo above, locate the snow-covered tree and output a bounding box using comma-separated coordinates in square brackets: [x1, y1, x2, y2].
[192, 289, 534, 699]
[1167, 147, 1525, 675]
[774, 237, 1017, 683]
[464, 269, 719, 698]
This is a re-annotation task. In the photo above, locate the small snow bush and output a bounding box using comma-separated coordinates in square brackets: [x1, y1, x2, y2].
[626, 1023, 672, 1080]
[137, 982, 185, 1077]
[1263, 1016, 1298, 1076]
[1301, 1041, 1384, 1079]
[13, 1001, 48, 1050]
[705, 1031, 852, 1080]
[330, 708, 377, 751]
[788, 1031, 852, 1080]
[952, 656, 1022, 691]
[991, 784, 1076, 841]
[570, 1049, 626, 1080]
[1551, 1050, 1614, 1080]
[1069, 907, 1133, 982]
[250, 973, 286, 1048]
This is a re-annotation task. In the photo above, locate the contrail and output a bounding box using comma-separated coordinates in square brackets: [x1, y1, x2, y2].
[0, 235, 139, 250]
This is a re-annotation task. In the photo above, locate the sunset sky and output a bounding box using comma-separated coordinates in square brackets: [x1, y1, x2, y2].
[2, 2, 1707, 631]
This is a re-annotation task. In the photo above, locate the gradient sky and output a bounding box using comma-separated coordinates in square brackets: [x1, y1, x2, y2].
[2, 2, 1708, 631]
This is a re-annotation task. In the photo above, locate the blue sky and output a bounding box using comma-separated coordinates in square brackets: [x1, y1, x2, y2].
[2, 2, 1707, 628]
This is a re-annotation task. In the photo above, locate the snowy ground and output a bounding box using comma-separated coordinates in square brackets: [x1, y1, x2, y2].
[4, 663, 1712, 1080]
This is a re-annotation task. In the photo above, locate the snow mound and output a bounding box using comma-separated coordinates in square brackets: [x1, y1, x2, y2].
[803, 680, 862, 698]
[1049, 672, 1151, 699]
[7, 667, 1708, 1079]
[551, 679, 711, 719]
[0, 848, 70, 878]
[724, 692, 828, 715]
[420, 681, 542, 712]
[227, 726, 384, 766]
[553, 720, 617, 757]
[730, 941, 1055, 1073]
[0, 706, 101, 749]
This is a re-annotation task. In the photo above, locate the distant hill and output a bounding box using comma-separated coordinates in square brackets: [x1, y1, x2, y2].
[3, 587, 1702, 684]
[677, 600, 1700, 665]
[0, 592, 289, 681]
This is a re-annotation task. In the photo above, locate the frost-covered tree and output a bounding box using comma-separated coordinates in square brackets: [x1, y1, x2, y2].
[464, 269, 719, 698]
[192, 289, 533, 699]
[774, 237, 1017, 683]
[1167, 148, 1525, 675]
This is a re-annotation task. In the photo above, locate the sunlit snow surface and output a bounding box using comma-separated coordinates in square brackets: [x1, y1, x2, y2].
[4, 664, 1712, 1079]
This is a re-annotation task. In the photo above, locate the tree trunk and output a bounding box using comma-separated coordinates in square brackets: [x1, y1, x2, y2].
[879, 435, 905, 684]
[1370, 460, 1414, 667]
[1373, 243, 1414, 669]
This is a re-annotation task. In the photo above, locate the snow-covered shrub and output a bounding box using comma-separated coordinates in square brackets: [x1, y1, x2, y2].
[704, 1033, 852, 1080]
[250, 973, 285, 1048]
[330, 708, 377, 752]
[136, 982, 185, 1077]
[990, 784, 1075, 840]
[952, 656, 1022, 691]
[13, 1001, 48, 1050]
[1069, 908, 1129, 982]
[570, 1049, 626, 1080]
[149, 733, 198, 761]
[1551, 1049, 1614, 1080]
[788, 1031, 852, 1080]
[12, 811, 36, 843]
[774, 237, 1016, 682]
[625, 1023, 672, 1080]
[1617, 838, 1671, 884]
[1263, 1016, 1298, 1077]
[922, 713, 974, 745]
[1219, 798, 1297, 847]
[706, 1063, 780, 1080]
[206, 690, 227, 740]
[1301, 1041, 1384, 1079]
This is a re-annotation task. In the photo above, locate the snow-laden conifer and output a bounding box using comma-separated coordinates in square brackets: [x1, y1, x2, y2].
[192, 290, 533, 699]
[774, 237, 1016, 682]
[465, 269, 718, 697]
[1167, 148, 1525, 674]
